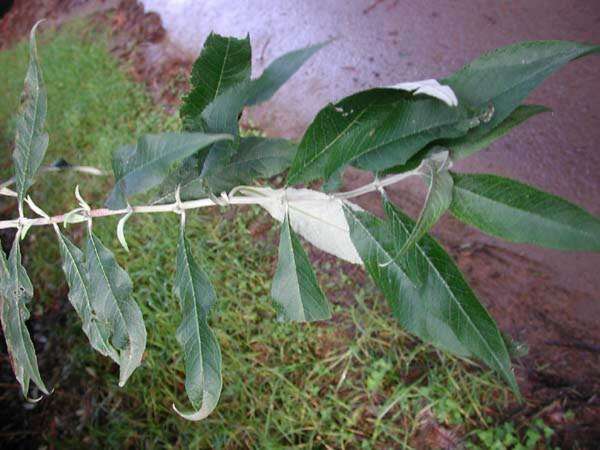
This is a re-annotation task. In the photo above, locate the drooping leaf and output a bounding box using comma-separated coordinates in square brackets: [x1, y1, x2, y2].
[173, 227, 222, 421]
[105, 132, 232, 209]
[344, 200, 518, 394]
[271, 214, 331, 322]
[12, 21, 49, 205]
[449, 105, 550, 160]
[249, 186, 363, 264]
[0, 238, 49, 397]
[395, 150, 453, 258]
[287, 88, 475, 185]
[180, 33, 252, 129]
[56, 230, 119, 362]
[246, 41, 328, 106]
[450, 172, 600, 251]
[444, 40, 600, 138]
[85, 231, 146, 386]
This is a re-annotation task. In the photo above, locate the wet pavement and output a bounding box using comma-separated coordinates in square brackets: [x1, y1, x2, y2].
[143, 0, 600, 294]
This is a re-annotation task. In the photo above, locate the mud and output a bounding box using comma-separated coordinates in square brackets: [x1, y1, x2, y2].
[1, 1, 599, 448]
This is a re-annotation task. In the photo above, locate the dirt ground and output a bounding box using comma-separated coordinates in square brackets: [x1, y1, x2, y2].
[1, 1, 599, 448]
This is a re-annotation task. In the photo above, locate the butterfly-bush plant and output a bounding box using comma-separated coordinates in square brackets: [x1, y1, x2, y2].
[1, 22, 599, 420]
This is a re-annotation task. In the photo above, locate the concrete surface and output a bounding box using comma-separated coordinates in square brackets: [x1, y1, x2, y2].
[142, 0, 600, 294]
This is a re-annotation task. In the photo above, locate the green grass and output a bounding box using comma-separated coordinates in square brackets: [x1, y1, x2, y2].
[0, 19, 547, 449]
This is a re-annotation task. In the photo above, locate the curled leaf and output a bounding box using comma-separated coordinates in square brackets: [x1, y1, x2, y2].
[0, 238, 50, 398]
[173, 228, 222, 420]
[388, 79, 458, 107]
[116, 208, 134, 253]
[12, 20, 49, 205]
[246, 186, 363, 264]
[85, 231, 146, 386]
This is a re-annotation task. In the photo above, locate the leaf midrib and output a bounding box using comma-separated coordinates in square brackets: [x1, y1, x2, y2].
[386, 206, 510, 377]
[454, 183, 595, 241]
[347, 207, 509, 378]
[180, 238, 205, 408]
[17, 59, 43, 201]
[88, 235, 131, 356]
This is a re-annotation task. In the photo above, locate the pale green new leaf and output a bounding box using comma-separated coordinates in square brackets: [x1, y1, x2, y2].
[272, 214, 331, 322]
[0, 238, 49, 397]
[246, 41, 328, 106]
[444, 40, 599, 137]
[105, 132, 232, 209]
[12, 21, 49, 205]
[173, 228, 222, 421]
[395, 150, 453, 259]
[450, 172, 600, 251]
[56, 230, 119, 363]
[85, 231, 146, 386]
[344, 201, 518, 394]
[287, 88, 475, 185]
[449, 105, 550, 160]
[180, 33, 252, 129]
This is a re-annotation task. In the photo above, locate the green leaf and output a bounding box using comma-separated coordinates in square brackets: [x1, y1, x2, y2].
[173, 227, 222, 421]
[396, 150, 453, 259]
[0, 238, 49, 397]
[287, 88, 475, 185]
[449, 105, 550, 160]
[246, 41, 328, 106]
[271, 214, 331, 322]
[180, 33, 252, 129]
[344, 200, 518, 394]
[12, 21, 49, 205]
[444, 40, 599, 137]
[56, 230, 119, 363]
[197, 82, 252, 184]
[85, 231, 147, 386]
[450, 172, 600, 251]
[154, 136, 296, 203]
[203, 136, 297, 194]
[105, 132, 232, 209]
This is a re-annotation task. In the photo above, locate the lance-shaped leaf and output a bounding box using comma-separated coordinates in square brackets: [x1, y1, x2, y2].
[287, 88, 475, 185]
[444, 40, 600, 138]
[12, 21, 49, 205]
[56, 230, 119, 363]
[0, 238, 49, 397]
[85, 231, 146, 386]
[394, 150, 453, 259]
[249, 186, 363, 264]
[450, 172, 600, 251]
[246, 41, 328, 106]
[448, 105, 550, 161]
[272, 214, 331, 322]
[105, 132, 232, 209]
[344, 201, 518, 394]
[173, 228, 222, 421]
[180, 33, 252, 129]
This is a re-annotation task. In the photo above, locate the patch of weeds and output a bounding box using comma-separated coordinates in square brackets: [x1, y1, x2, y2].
[467, 418, 556, 449]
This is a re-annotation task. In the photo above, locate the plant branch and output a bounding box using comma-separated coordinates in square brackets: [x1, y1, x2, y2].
[0, 169, 420, 231]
